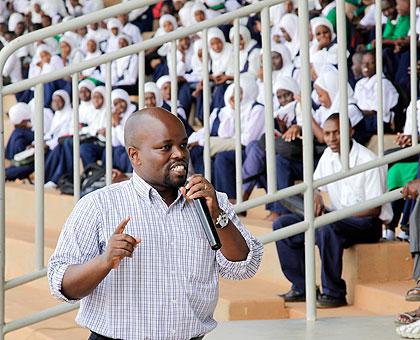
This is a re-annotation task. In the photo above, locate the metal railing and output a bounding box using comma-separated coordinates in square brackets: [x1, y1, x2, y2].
[0, 0, 419, 336]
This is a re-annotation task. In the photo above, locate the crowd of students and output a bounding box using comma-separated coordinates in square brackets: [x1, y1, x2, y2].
[2, 0, 420, 323]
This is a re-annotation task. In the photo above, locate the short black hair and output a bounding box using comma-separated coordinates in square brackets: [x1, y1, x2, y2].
[325, 112, 340, 123]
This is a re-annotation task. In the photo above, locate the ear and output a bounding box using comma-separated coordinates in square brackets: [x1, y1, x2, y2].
[127, 146, 141, 166]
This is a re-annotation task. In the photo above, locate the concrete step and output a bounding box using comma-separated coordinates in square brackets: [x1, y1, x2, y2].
[354, 280, 418, 315]
[286, 302, 379, 319]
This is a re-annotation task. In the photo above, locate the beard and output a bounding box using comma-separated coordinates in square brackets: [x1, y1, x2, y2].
[163, 163, 189, 189]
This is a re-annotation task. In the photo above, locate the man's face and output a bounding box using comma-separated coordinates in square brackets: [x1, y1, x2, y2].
[144, 92, 156, 108]
[396, 0, 409, 16]
[382, 2, 396, 19]
[323, 118, 341, 153]
[272, 52, 283, 70]
[163, 21, 174, 33]
[133, 118, 190, 190]
[52, 95, 65, 111]
[79, 87, 91, 102]
[161, 82, 171, 101]
[361, 53, 376, 78]
[92, 92, 104, 109]
[178, 37, 190, 52]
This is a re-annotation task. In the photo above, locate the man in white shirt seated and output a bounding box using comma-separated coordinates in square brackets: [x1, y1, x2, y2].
[273, 113, 393, 308]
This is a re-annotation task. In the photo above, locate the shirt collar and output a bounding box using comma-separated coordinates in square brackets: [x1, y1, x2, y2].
[131, 171, 187, 208]
[328, 139, 359, 168]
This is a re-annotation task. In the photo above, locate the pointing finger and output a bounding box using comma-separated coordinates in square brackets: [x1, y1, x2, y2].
[114, 217, 130, 235]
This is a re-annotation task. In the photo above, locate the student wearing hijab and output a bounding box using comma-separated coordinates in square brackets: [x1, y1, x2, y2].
[80, 34, 104, 82]
[310, 62, 339, 109]
[279, 13, 300, 63]
[213, 73, 265, 200]
[111, 34, 138, 95]
[107, 89, 137, 173]
[207, 27, 234, 110]
[228, 25, 260, 77]
[106, 18, 123, 53]
[156, 75, 193, 136]
[117, 13, 142, 44]
[310, 17, 339, 67]
[79, 86, 107, 168]
[313, 70, 371, 145]
[87, 22, 109, 53]
[256, 44, 298, 106]
[5, 103, 34, 161]
[143, 81, 164, 108]
[27, 44, 65, 107]
[44, 90, 74, 188]
[59, 35, 85, 67]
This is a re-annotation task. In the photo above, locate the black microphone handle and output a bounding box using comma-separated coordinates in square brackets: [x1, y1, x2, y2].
[192, 198, 222, 250]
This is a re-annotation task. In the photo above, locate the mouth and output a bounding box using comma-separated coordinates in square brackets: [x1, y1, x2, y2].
[169, 162, 188, 176]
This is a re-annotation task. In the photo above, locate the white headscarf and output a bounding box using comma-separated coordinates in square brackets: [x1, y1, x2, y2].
[310, 17, 336, 41]
[224, 73, 258, 113]
[270, 44, 294, 80]
[107, 18, 122, 32]
[92, 86, 106, 107]
[78, 79, 96, 92]
[229, 25, 259, 72]
[8, 12, 24, 32]
[144, 82, 163, 107]
[312, 63, 338, 79]
[36, 44, 52, 58]
[179, 2, 195, 27]
[192, 2, 207, 23]
[207, 27, 233, 76]
[273, 76, 299, 96]
[9, 103, 31, 125]
[156, 75, 171, 90]
[159, 14, 178, 31]
[280, 13, 300, 59]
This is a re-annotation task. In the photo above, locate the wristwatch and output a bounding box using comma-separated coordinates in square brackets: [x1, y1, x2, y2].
[215, 209, 229, 229]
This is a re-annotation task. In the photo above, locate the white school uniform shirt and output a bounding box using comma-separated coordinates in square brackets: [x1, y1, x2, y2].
[106, 34, 120, 53]
[403, 100, 420, 135]
[111, 54, 138, 86]
[28, 100, 54, 135]
[28, 55, 64, 79]
[41, 0, 68, 19]
[79, 100, 96, 126]
[188, 107, 230, 146]
[310, 42, 340, 66]
[3, 52, 22, 83]
[122, 22, 142, 44]
[112, 103, 137, 147]
[82, 0, 104, 14]
[167, 47, 194, 77]
[218, 103, 265, 146]
[44, 107, 73, 150]
[88, 27, 109, 52]
[314, 141, 393, 223]
[81, 106, 107, 136]
[274, 101, 302, 128]
[354, 74, 399, 123]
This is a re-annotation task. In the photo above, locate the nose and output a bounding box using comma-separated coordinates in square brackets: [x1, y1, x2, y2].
[171, 145, 187, 160]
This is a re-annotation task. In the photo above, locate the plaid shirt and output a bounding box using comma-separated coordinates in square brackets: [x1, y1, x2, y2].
[48, 172, 263, 340]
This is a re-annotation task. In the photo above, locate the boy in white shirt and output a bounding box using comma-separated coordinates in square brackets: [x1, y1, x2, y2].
[274, 113, 392, 308]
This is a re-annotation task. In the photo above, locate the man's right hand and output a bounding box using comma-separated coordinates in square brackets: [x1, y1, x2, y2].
[102, 217, 141, 270]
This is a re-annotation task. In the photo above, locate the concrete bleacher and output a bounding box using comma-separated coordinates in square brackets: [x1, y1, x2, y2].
[2, 179, 417, 339]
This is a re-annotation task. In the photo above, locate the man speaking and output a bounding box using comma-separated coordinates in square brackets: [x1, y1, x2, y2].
[47, 107, 263, 340]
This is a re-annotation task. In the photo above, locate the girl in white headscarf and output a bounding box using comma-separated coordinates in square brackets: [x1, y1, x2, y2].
[109, 88, 137, 173]
[279, 13, 300, 61]
[156, 14, 178, 57]
[81, 34, 104, 81]
[213, 73, 265, 200]
[59, 35, 84, 67]
[207, 27, 234, 109]
[111, 34, 139, 95]
[144, 82, 163, 108]
[78, 79, 96, 126]
[106, 18, 123, 53]
[313, 70, 371, 145]
[310, 17, 340, 67]
[228, 25, 260, 77]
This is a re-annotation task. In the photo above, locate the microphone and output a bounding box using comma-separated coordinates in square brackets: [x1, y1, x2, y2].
[191, 197, 222, 251]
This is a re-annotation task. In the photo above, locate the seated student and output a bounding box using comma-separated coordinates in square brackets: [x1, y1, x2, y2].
[242, 76, 304, 218]
[106, 18, 123, 53]
[80, 34, 103, 82]
[79, 86, 107, 168]
[143, 81, 164, 108]
[117, 12, 142, 44]
[257, 44, 298, 106]
[148, 14, 178, 79]
[5, 103, 33, 161]
[274, 113, 393, 307]
[44, 90, 74, 188]
[111, 34, 138, 95]
[354, 50, 399, 134]
[207, 27, 234, 110]
[310, 17, 339, 67]
[78, 80, 96, 127]
[59, 34, 84, 67]
[279, 13, 300, 64]
[107, 89, 137, 173]
[27, 44, 65, 107]
[310, 62, 338, 109]
[385, 99, 420, 240]
[228, 25, 260, 77]
[87, 22, 109, 53]
[313, 70, 371, 146]
[212, 73, 265, 201]
[156, 75, 193, 136]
